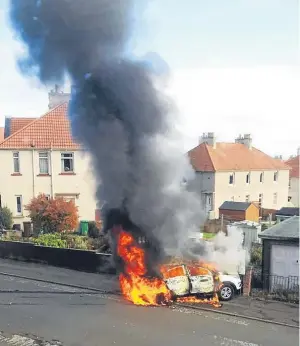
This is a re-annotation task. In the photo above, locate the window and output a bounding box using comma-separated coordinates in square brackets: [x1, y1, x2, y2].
[245, 195, 250, 202]
[246, 172, 250, 184]
[259, 172, 264, 183]
[229, 173, 235, 185]
[16, 195, 23, 215]
[258, 193, 263, 207]
[13, 152, 20, 173]
[274, 171, 278, 182]
[273, 193, 277, 205]
[231, 196, 235, 201]
[39, 152, 49, 174]
[61, 153, 74, 172]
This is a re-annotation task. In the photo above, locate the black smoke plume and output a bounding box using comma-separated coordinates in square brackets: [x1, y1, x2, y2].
[9, 0, 204, 270]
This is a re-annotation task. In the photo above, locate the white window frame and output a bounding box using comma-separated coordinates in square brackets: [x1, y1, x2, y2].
[39, 152, 49, 174]
[229, 173, 235, 185]
[61, 152, 74, 173]
[13, 152, 20, 173]
[15, 195, 23, 215]
[245, 195, 250, 202]
[274, 171, 279, 182]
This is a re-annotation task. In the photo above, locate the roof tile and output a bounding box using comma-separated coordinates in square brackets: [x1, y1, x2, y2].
[10, 117, 37, 135]
[0, 103, 80, 150]
[188, 143, 289, 171]
[285, 156, 299, 178]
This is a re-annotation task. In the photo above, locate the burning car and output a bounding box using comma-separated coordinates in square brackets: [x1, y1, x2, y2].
[161, 262, 242, 301]
[161, 264, 217, 299]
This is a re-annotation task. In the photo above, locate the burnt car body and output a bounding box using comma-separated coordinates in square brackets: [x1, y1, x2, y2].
[161, 264, 218, 298]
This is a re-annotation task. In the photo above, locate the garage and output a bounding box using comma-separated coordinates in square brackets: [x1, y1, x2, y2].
[259, 216, 299, 293]
[271, 244, 299, 277]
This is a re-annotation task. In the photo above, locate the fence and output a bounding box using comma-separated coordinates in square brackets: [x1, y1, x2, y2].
[251, 266, 299, 302]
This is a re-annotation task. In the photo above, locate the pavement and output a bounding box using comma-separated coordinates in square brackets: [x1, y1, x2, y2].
[0, 259, 298, 346]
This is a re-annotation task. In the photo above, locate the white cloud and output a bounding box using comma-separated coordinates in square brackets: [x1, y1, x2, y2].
[169, 65, 300, 157]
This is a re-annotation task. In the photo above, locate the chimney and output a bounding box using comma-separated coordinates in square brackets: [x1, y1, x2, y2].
[199, 132, 216, 149]
[4, 116, 12, 139]
[48, 85, 71, 110]
[235, 133, 252, 150]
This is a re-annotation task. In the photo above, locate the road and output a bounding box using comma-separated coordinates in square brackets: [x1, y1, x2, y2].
[0, 271, 298, 346]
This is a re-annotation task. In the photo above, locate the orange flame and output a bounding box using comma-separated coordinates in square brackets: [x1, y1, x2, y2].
[117, 229, 172, 306]
[177, 293, 222, 308]
[116, 228, 222, 308]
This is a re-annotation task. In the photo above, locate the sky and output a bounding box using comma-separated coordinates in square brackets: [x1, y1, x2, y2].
[0, 0, 299, 157]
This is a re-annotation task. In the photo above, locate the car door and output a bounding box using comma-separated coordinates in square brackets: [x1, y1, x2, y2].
[161, 265, 190, 296]
[186, 265, 214, 294]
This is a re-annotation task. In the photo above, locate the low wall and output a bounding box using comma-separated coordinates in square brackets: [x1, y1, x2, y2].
[0, 241, 116, 274]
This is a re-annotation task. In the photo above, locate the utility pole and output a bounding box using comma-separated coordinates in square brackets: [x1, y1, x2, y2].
[221, 214, 224, 232]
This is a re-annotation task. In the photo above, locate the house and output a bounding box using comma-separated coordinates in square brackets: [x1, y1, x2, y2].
[188, 133, 290, 219]
[0, 96, 98, 229]
[276, 207, 299, 222]
[219, 201, 259, 223]
[259, 216, 299, 291]
[285, 152, 299, 207]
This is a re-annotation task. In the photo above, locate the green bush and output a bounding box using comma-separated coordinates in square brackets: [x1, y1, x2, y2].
[88, 221, 100, 238]
[0, 207, 13, 230]
[32, 233, 67, 248]
[250, 245, 262, 266]
[61, 233, 89, 250]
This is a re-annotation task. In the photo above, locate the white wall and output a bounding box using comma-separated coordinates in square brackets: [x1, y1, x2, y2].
[0, 149, 98, 227]
[214, 170, 289, 218]
[289, 177, 299, 207]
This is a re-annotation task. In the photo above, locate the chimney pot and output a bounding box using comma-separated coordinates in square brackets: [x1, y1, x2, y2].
[235, 133, 252, 150]
[199, 132, 216, 148]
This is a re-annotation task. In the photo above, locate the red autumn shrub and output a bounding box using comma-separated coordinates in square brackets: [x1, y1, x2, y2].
[26, 194, 79, 234]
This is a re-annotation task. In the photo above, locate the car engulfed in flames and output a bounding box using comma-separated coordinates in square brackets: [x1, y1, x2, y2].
[113, 224, 222, 308]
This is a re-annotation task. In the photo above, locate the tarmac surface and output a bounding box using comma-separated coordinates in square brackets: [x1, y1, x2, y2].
[0, 259, 298, 346]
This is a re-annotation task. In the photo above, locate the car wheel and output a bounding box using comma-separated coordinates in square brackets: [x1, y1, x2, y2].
[219, 284, 234, 301]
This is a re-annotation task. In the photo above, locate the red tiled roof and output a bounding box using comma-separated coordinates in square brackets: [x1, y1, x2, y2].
[285, 156, 300, 178]
[188, 142, 290, 172]
[0, 127, 4, 143]
[10, 117, 37, 135]
[0, 103, 80, 150]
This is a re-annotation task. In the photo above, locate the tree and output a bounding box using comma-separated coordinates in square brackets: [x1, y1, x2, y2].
[0, 206, 13, 230]
[26, 194, 79, 235]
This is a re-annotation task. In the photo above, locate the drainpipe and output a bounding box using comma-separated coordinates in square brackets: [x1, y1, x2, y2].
[31, 145, 36, 197]
[50, 144, 54, 197]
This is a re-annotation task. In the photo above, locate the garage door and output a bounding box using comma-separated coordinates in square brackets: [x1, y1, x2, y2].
[271, 244, 299, 277]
